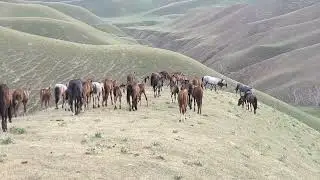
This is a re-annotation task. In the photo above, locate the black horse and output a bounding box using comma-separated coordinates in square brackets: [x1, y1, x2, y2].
[66, 79, 83, 115]
[150, 72, 163, 98]
[238, 91, 258, 114]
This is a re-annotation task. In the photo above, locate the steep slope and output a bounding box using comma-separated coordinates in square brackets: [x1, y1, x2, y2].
[0, 88, 319, 179]
[123, 0, 320, 106]
[0, 26, 319, 132]
[0, 17, 134, 45]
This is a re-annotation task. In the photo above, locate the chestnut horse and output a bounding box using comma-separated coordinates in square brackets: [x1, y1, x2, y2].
[0, 84, 13, 132]
[126, 82, 140, 111]
[103, 78, 114, 107]
[178, 84, 189, 122]
[12, 88, 30, 117]
[137, 83, 148, 106]
[82, 79, 93, 109]
[113, 82, 122, 110]
[192, 85, 203, 114]
[169, 80, 179, 103]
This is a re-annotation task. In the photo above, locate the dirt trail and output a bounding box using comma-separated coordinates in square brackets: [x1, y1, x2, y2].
[1, 87, 319, 179]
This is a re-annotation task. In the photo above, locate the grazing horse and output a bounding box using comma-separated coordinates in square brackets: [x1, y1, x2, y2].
[82, 79, 93, 109]
[12, 88, 30, 117]
[54, 83, 67, 109]
[126, 82, 140, 111]
[235, 83, 252, 96]
[66, 79, 83, 115]
[137, 83, 148, 106]
[178, 84, 189, 122]
[169, 80, 179, 103]
[92, 82, 104, 108]
[238, 91, 258, 114]
[192, 85, 203, 114]
[103, 78, 114, 107]
[150, 72, 163, 98]
[113, 83, 122, 109]
[201, 76, 227, 92]
[0, 84, 13, 132]
[40, 87, 51, 109]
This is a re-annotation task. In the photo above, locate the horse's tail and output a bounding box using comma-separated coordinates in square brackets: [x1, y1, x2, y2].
[54, 86, 60, 105]
[253, 96, 258, 114]
[92, 84, 98, 95]
[126, 84, 132, 104]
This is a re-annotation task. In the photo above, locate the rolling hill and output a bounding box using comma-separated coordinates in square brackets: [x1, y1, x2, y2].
[0, 1, 135, 44]
[122, 0, 320, 106]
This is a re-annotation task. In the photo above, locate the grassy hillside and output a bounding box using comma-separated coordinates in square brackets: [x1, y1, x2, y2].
[0, 26, 319, 132]
[0, 88, 319, 179]
[0, 17, 135, 45]
[123, 0, 320, 106]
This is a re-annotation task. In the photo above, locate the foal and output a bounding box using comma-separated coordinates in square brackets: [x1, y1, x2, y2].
[40, 87, 51, 109]
[12, 88, 31, 117]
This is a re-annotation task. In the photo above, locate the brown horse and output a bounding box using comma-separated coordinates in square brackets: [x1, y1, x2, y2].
[150, 72, 163, 98]
[82, 79, 93, 109]
[113, 82, 122, 110]
[127, 72, 136, 84]
[12, 88, 30, 117]
[192, 85, 203, 114]
[0, 84, 13, 132]
[169, 80, 179, 103]
[126, 82, 140, 111]
[137, 83, 148, 106]
[178, 85, 189, 122]
[103, 78, 114, 107]
[40, 87, 51, 109]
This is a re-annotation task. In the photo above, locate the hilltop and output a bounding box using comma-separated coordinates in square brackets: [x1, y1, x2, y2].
[122, 0, 320, 106]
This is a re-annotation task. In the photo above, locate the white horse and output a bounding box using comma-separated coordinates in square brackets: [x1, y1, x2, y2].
[92, 82, 104, 108]
[54, 83, 67, 109]
[201, 76, 227, 91]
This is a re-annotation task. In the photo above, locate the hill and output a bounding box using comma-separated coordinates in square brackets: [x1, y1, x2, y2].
[122, 0, 320, 106]
[0, 26, 319, 132]
[0, 17, 134, 45]
[0, 88, 319, 179]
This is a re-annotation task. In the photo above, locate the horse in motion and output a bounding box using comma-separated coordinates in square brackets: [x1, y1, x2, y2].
[66, 79, 83, 115]
[92, 82, 104, 108]
[150, 72, 164, 98]
[126, 81, 140, 111]
[0, 84, 13, 132]
[40, 87, 51, 109]
[54, 83, 67, 109]
[178, 84, 189, 122]
[12, 88, 30, 117]
[202, 76, 227, 92]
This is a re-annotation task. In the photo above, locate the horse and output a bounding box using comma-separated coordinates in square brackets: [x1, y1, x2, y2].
[143, 76, 150, 84]
[126, 82, 140, 111]
[137, 83, 148, 106]
[82, 79, 93, 109]
[12, 88, 30, 117]
[238, 91, 258, 114]
[92, 82, 104, 108]
[113, 83, 122, 110]
[0, 84, 13, 132]
[159, 71, 170, 80]
[150, 72, 163, 98]
[54, 83, 67, 109]
[127, 72, 136, 84]
[40, 87, 51, 109]
[66, 79, 83, 115]
[103, 78, 114, 107]
[201, 76, 227, 92]
[235, 83, 252, 96]
[178, 84, 189, 122]
[169, 80, 179, 103]
[192, 85, 203, 114]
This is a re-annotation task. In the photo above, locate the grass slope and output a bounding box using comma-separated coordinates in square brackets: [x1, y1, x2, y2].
[0, 88, 319, 179]
[0, 26, 319, 132]
[0, 17, 135, 45]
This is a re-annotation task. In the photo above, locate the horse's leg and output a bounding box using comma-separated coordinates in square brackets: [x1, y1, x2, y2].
[110, 91, 113, 105]
[105, 91, 109, 107]
[153, 87, 156, 98]
[143, 92, 148, 106]
[119, 96, 122, 109]
[23, 102, 27, 115]
[97, 94, 100, 108]
[171, 92, 173, 103]
[193, 97, 196, 112]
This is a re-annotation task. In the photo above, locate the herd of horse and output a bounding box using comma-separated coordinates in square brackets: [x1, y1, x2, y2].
[0, 71, 258, 132]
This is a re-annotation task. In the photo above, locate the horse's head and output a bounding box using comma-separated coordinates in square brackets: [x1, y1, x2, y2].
[238, 96, 244, 106]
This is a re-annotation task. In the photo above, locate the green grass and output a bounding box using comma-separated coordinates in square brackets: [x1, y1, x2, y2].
[0, 20, 319, 134]
[0, 17, 134, 45]
[9, 126, 26, 135]
[298, 106, 320, 118]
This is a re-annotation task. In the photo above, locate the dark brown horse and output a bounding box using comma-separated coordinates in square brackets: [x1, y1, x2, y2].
[126, 82, 140, 111]
[169, 80, 179, 103]
[12, 88, 30, 117]
[238, 92, 258, 114]
[113, 82, 122, 110]
[40, 87, 51, 109]
[103, 78, 114, 107]
[82, 79, 93, 109]
[0, 84, 13, 132]
[150, 72, 163, 98]
[192, 85, 203, 114]
[178, 84, 188, 122]
[137, 83, 148, 106]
